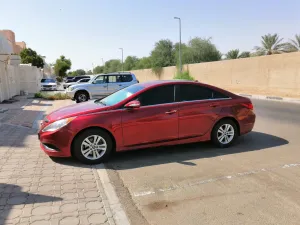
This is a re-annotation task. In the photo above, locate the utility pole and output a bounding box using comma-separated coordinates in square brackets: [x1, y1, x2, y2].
[174, 17, 182, 73]
[119, 48, 123, 72]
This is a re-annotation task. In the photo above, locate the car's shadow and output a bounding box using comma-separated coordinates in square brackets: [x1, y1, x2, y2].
[52, 131, 288, 170]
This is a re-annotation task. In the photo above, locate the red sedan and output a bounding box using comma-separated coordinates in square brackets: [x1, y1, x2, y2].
[39, 80, 255, 164]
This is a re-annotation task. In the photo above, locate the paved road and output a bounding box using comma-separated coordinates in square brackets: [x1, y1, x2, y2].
[107, 99, 300, 225]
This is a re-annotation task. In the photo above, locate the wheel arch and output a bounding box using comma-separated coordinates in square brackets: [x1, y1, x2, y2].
[211, 116, 240, 138]
[74, 89, 91, 99]
[70, 126, 117, 157]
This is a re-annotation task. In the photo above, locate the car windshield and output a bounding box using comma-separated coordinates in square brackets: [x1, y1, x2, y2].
[41, 79, 55, 83]
[95, 84, 145, 106]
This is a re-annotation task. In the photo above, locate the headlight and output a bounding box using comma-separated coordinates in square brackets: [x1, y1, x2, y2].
[69, 86, 75, 91]
[42, 117, 76, 132]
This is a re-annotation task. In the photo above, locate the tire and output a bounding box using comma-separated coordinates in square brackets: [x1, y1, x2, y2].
[75, 91, 88, 103]
[211, 119, 238, 148]
[72, 128, 113, 164]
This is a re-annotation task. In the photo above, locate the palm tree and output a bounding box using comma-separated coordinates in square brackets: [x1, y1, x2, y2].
[254, 33, 288, 55]
[286, 34, 300, 52]
[225, 49, 250, 59]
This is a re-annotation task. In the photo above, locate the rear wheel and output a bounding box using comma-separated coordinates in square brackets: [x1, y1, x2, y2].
[212, 119, 238, 148]
[75, 91, 88, 103]
[73, 128, 113, 164]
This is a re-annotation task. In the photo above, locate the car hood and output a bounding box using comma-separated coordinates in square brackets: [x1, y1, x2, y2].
[46, 100, 110, 121]
[69, 83, 90, 89]
[42, 82, 56, 85]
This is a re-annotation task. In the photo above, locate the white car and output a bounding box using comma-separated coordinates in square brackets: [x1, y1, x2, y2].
[63, 75, 92, 89]
[41, 78, 57, 91]
[66, 72, 139, 103]
[64, 77, 92, 89]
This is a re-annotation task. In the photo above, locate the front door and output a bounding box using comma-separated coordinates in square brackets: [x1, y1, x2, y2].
[122, 85, 178, 147]
[89, 75, 109, 98]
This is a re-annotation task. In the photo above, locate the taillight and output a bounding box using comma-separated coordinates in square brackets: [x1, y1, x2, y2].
[241, 102, 253, 110]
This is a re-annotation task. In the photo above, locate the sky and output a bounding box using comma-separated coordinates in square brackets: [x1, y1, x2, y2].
[1, 0, 300, 70]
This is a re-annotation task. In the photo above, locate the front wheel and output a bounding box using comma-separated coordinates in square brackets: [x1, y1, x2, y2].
[72, 129, 113, 164]
[211, 119, 238, 148]
[75, 91, 88, 103]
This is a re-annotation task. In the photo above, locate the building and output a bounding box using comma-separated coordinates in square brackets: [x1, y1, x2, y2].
[0, 30, 26, 54]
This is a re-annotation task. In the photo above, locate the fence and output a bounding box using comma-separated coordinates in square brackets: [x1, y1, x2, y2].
[0, 59, 42, 102]
[131, 52, 300, 98]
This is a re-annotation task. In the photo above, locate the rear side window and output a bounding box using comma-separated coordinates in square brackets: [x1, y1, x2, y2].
[121, 75, 133, 82]
[137, 85, 174, 106]
[108, 76, 117, 83]
[177, 84, 212, 101]
[177, 84, 229, 101]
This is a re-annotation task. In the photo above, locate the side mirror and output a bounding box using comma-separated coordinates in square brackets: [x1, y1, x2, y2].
[124, 100, 140, 109]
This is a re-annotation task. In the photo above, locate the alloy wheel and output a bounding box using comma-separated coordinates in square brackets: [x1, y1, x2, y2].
[217, 124, 235, 144]
[81, 135, 107, 160]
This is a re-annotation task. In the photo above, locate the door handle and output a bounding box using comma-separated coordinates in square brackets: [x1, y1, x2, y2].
[165, 110, 177, 114]
[209, 104, 219, 108]
[119, 84, 123, 86]
[103, 85, 107, 88]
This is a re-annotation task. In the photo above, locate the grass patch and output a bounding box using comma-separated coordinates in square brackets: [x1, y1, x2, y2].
[34, 92, 71, 100]
[174, 71, 195, 81]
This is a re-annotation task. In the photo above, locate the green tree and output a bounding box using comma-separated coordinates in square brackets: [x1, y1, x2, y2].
[103, 59, 122, 73]
[286, 34, 300, 52]
[124, 56, 139, 70]
[135, 57, 152, 69]
[150, 39, 175, 75]
[254, 33, 288, 55]
[225, 49, 250, 59]
[75, 69, 86, 75]
[86, 70, 93, 74]
[20, 48, 44, 68]
[93, 65, 104, 74]
[186, 37, 222, 63]
[54, 55, 72, 80]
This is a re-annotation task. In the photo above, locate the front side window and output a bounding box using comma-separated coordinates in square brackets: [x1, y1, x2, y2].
[137, 85, 174, 106]
[93, 75, 107, 84]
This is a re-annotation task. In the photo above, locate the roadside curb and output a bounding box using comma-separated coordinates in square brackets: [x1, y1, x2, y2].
[95, 164, 131, 225]
[237, 93, 300, 104]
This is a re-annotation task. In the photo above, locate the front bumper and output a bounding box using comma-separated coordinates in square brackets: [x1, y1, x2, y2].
[65, 90, 75, 99]
[38, 128, 74, 157]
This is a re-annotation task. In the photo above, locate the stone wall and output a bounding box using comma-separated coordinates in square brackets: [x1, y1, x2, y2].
[131, 52, 300, 98]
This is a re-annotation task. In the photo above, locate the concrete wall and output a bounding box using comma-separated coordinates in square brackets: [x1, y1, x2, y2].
[131, 52, 300, 98]
[0, 60, 43, 102]
[0, 30, 26, 54]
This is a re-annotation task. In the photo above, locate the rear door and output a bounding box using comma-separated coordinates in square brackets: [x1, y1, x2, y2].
[107, 75, 121, 94]
[176, 84, 230, 139]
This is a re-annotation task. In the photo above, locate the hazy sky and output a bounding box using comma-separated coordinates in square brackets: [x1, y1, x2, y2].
[1, 0, 300, 70]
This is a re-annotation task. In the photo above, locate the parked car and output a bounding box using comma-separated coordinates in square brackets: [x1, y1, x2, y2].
[64, 77, 92, 89]
[64, 76, 74, 82]
[63, 75, 91, 89]
[40, 78, 57, 91]
[39, 80, 256, 164]
[65, 72, 139, 103]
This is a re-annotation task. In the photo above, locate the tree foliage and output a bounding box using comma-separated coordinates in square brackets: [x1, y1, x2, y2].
[225, 49, 250, 59]
[20, 48, 44, 68]
[93, 66, 104, 74]
[286, 34, 300, 52]
[103, 60, 122, 73]
[67, 69, 86, 76]
[254, 33, 288, 55]
[150, 39, 175, 74]
[124, 56, 139, 70]
[54, 55, 71, 79]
